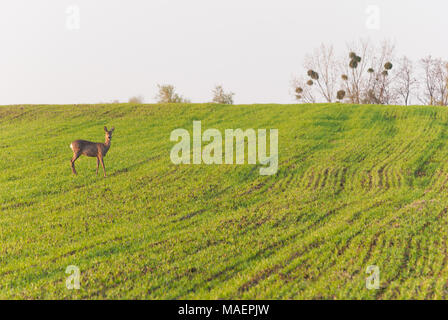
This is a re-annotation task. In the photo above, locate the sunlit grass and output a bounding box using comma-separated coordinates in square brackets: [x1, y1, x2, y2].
[1, 103, 448, 299]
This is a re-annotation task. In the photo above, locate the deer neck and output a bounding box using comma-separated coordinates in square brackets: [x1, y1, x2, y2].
[104, 138, 111, 151]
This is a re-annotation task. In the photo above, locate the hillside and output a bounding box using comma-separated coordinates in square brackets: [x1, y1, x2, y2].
[1, 103, 448, 299]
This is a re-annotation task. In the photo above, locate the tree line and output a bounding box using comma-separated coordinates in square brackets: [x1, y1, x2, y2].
[128, 84, 235, 105]
[292, 39, 448, 106]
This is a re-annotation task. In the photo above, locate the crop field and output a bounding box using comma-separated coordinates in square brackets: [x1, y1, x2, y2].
[2, 103, 448, 299]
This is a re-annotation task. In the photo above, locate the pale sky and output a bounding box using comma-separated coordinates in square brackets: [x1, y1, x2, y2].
[0, 0, 447, 105]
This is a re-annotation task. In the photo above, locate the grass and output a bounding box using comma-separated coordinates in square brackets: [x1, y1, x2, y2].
[1, 102, 448, 299]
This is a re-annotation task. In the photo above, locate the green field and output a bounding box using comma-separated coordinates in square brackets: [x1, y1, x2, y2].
[2, 103, 448, 299]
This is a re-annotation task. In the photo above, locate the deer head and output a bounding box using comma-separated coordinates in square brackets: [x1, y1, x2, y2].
[104, 126, 115, 142]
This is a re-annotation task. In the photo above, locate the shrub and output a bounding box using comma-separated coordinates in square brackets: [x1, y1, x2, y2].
[155, 84, 190, 103]
[212, 85, 235, 104]
[128, 96, 144, 104]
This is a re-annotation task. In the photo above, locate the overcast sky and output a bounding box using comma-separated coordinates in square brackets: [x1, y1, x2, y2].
[0, 0, 447, 105]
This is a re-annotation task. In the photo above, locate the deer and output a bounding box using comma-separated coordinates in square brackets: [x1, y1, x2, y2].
[70, 126, 115, 177]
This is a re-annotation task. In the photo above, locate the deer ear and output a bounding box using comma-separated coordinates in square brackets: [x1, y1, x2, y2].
[111, 127, 115, 132]
[104, 126, 108, 132]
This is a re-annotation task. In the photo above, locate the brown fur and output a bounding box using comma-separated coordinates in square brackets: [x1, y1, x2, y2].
[70, 126, 114, 177]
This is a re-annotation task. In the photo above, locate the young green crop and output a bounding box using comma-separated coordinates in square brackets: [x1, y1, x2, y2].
[1, 103, 448, 299]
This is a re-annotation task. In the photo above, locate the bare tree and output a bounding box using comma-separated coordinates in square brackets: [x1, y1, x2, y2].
[394, 56, 418, 106]
[340, 39, 396, 105]
[436, 61, 448, 105]
[340, 39, 374, 104]
[446, 62, 448, 103]
[291, 77, 317, 103]
[420, 56, 437, 105]
[155, 84, 190, 103]
[303, 44, 339, 102]
[291, 39, 448, 107]
[420, 56, 448, 106]
[212, 85, 235, 104]
[365, 41, 396, 104]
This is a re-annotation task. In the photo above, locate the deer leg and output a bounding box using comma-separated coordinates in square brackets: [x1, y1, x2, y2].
[100, 157, 106, 177]
[96, 157, 100, 175]
[70, 153, 81, 175]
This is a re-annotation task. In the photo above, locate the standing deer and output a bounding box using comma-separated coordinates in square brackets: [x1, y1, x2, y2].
[70, 126, 115, 177]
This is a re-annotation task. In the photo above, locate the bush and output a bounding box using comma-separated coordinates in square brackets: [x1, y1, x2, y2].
[128, 96, 144, 104]
[212, 85, 235, 104]
[155, 84, 190, 103]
